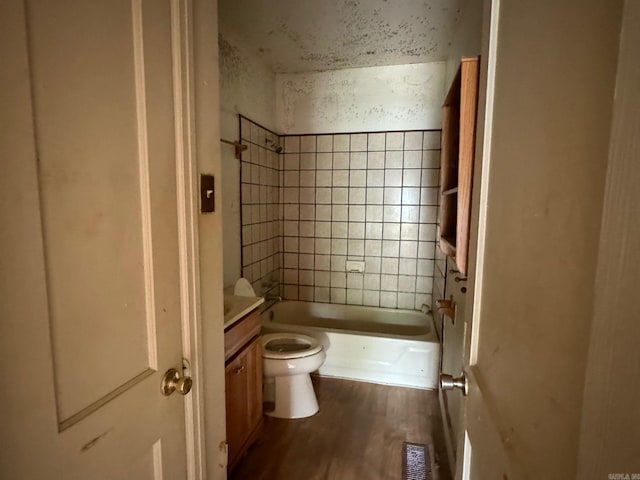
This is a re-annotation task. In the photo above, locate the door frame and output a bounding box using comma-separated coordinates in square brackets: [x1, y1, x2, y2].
[166, 0, 233, 478]
[171, 1, 206, 478]
[183, 0, 229, 478]
[467, 0, 499, 369]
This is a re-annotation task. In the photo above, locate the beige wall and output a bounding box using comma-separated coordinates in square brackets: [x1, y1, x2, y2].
[445, 0, 483, 86]
[275, 63, 446, 134]
[474, 0, 623, 477]
[219, 22, 276, 288]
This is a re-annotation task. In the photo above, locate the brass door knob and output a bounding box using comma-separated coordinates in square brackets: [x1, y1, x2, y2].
[161, 368, 193, 396]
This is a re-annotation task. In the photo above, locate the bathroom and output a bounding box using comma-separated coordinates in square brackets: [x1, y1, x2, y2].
[218, 0, 482, 478]
[4, 1, 637, 479]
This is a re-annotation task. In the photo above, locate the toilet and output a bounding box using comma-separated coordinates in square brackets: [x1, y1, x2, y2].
[232, 278, 326, 419]
[262, 332, 326, 419]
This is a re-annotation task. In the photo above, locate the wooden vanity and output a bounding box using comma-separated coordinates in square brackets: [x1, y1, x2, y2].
[224, 307, 263, 472]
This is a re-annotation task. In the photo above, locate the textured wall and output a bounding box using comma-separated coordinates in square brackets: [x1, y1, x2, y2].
[219, 0, 462, 73]
[219, 23, 276, 132]
[275, 63, 446, 134]
[219, 23, 276, 288]
[444, 0, 483, 86]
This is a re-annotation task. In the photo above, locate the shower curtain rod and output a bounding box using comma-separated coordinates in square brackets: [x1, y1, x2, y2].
[220, 138, 247, 159]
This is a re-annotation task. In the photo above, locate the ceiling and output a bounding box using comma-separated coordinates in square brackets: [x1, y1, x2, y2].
[218, 0, 464, 73]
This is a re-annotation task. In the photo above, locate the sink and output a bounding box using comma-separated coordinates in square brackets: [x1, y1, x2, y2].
[223, 293, 264, 329]
[224, 295, 237, 316]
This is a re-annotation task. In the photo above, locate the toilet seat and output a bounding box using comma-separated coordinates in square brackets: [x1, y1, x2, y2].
[262, 333, 322, 360]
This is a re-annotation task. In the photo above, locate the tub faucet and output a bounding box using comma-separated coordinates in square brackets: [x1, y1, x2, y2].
[265, 294, 283, 302]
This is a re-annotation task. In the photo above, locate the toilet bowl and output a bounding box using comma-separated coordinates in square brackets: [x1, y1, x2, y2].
[262, 332, 326, 419]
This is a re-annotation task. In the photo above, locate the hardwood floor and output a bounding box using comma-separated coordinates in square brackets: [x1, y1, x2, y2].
[230, 376, 451, 480]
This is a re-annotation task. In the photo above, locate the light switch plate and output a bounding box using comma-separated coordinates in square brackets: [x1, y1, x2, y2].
[201, 174, 215, 213]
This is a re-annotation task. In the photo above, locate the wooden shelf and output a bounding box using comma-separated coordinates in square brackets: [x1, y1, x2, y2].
[438, 56, 480, 276]
[440, 236, 457, 257]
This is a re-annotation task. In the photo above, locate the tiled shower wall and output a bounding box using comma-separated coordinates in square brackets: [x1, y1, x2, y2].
[239, 117, 282, 296]
[238, 118, 442, 309]
[279, 131, 441, 310]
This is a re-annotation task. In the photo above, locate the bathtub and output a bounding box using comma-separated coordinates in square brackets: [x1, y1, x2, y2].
[261, 301, 440, 389]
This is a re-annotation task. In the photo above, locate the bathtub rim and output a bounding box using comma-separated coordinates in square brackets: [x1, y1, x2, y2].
[261, 300, 438, 343]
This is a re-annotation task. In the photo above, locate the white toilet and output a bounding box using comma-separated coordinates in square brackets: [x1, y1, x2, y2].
[262, 332, 326, 419]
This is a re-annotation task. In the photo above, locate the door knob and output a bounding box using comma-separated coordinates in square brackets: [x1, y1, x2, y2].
[440, 373, 468, 396]
[161, 368, 193, 396]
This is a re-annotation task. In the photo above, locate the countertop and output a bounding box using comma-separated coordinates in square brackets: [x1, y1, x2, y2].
[223, 293, 264, 329]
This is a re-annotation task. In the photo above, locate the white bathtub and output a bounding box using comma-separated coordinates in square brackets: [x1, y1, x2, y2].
[261, 301, 440, 389]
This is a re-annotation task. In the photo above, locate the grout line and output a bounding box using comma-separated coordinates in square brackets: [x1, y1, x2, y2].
[240, 122, 441, 308]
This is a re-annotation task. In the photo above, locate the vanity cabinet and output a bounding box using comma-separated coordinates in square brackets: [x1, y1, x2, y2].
[224, 309, 263, 472]
[439, 56, 480, 276]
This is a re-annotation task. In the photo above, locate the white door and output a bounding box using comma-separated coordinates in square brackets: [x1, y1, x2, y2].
[1, 1, 200, 478]
[449, 0, 625, 478]
[449, 1, 559, 476]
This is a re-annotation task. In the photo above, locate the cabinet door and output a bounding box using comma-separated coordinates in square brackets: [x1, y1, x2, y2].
[245, 337, 263, 433]
[225, 353, 248, 465]
[225, 336, 263, 469]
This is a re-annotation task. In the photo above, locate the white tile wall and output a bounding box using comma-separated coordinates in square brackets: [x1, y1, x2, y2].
[239, 120, 441, 310]
[240, 117, 282, 296]
[278, 130, 441, 310]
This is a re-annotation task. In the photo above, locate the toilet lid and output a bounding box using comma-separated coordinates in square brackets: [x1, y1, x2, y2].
[233, 277, 256, 297]
[262, 333, 323, 359]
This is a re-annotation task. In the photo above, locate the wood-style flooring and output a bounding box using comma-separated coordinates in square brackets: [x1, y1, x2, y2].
[230, 376, 451, 480]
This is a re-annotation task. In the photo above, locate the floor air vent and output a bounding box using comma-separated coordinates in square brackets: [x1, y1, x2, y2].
[402, 442, 432, 480]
